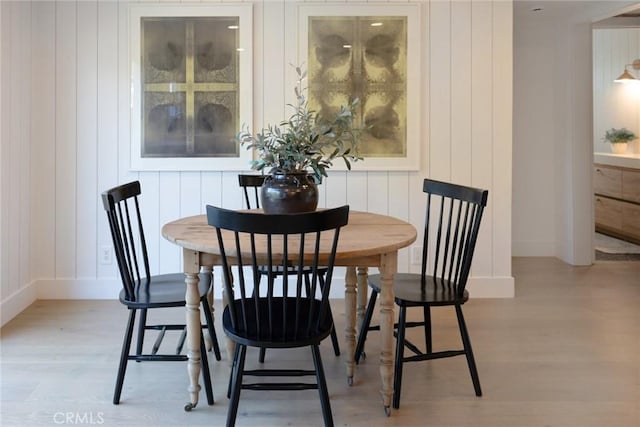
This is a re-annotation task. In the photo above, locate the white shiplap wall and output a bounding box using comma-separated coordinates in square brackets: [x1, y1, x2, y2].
[1, 1, 37, 326]
[593, 27, 640, 154]
[0, 0, 514, 327]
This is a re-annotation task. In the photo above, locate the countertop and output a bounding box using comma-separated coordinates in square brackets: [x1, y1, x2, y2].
[593, 152, 640, 169]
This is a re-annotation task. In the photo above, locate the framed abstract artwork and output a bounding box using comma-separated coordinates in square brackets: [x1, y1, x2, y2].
[129, 4, 252, 171]
[298, 4, 421, 171]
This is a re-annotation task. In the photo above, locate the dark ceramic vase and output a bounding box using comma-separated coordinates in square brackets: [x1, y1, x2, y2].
[260, 172, 318, 214]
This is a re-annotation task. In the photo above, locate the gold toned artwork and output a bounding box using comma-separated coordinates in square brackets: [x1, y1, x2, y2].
[308, 16, 407, 158]
[141, 17, 239, 158]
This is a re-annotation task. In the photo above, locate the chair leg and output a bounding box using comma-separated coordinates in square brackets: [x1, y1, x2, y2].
[201, 297, 222, 361]
[227, 344, 247, 427]
[200, 332, 214, 406]
[311, 344, 334, 427]
[455, 305, 482, 397]
[113, 309, 136, 404]
[329, 325, 340, 356]
[135, 308, 147, 359]
[254, 276, 268, 364]
[423, 306, 432, 354]
[176, 328, 187, 355]
[392, 306, 407, 409]
[354, 289, 378, 364]
[319, 274, 340, 357]
[227, 343, 241, 399]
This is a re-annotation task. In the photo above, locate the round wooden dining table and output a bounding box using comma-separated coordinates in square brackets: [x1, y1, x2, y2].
[162, 210, 417, 415]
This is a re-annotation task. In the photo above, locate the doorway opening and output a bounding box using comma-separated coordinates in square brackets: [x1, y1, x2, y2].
[592, 6, 640, 264]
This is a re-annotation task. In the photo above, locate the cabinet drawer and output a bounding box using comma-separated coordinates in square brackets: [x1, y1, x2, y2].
[594, 195, 622, 231]
[622, 169, 640, 204]
[622, 202, 640, 241]
[593, 165, 622, 198]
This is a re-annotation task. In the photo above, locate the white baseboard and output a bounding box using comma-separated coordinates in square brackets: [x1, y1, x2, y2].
[33, 275, 516, 300]
[467, 276, 515, 298]
[36, 278, 121, 299]
[1, 274, 515, 327]
[1, 281, 38, 327]
[512, 240, 555, 256]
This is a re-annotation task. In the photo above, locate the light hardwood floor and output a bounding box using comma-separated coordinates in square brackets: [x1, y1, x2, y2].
[1, 257, 639, 426]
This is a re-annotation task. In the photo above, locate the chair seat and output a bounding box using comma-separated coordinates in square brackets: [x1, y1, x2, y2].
[120, 272, 212, 309]
[222, 297, 334, 348]
[369, 273, 469, 306]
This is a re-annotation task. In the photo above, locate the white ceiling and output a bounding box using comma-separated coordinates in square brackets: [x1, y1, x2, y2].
[514, 1, 640, 25]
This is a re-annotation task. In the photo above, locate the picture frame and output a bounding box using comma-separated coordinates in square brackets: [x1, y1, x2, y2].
[297, 4, 421, 171]
[129, 3, 252, 171]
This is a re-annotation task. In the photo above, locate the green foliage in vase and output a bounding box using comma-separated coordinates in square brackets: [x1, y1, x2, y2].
[603, 127, 637, 144]
[237, 66, 361, 182]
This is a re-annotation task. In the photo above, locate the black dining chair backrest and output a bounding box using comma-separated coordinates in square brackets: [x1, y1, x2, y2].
[102, 180, 150, 302]
[238, 174, 266, 209]
[207, 205, 349, 344]
[421, 179, 488, 299]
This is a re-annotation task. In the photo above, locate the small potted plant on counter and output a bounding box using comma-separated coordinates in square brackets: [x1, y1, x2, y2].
[603, 127, 637, 154]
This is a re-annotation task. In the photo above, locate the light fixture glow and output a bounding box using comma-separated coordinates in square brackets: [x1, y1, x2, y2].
[371, 22, 383, 27]
[343, 44, 352, 49]
[228, 25, 239, 30]
[236, 48, 245, 52]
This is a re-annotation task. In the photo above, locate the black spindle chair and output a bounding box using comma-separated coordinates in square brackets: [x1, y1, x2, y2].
[238, 174, 265, 211]
[238, 174, 341, 361]
[207, 205, 349, 427]
[354, 179, 488, 409]
[102, 181, 221, 406]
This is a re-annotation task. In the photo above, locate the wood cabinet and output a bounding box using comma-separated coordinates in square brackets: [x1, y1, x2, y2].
[594, 163, 640, 244]
[593, 166, 621, 198]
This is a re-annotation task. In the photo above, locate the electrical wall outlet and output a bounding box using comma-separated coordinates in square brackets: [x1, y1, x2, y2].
[100, 246, 113, 265]
[411, 246, 422, 265]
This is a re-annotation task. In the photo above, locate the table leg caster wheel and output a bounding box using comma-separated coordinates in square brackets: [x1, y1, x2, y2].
[184, 402, 196, 412]
[384, 405, 391, 417]
[347, 376, 353, 386]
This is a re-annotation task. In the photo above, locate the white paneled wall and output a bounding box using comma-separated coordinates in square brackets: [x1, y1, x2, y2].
[593, 27, 640, 154]
[0, 0, 514, 327]
[1, 1, 36, 326]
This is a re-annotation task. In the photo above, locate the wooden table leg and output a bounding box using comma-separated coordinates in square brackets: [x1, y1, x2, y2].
[378, 252, 397, 415]
[344, 266, 357, 385]
[183, 250, 202, 411]
[356, 267, 369, 336]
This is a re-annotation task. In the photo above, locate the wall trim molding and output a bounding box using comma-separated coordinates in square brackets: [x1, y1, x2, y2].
[512, 240, 556, 257]
[37, 278, 121, 300]
[1, 281, 38, 327]
[1, 274, 515, 326]
[33, 275, 516, 300]
[467, 276, 516, 298]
